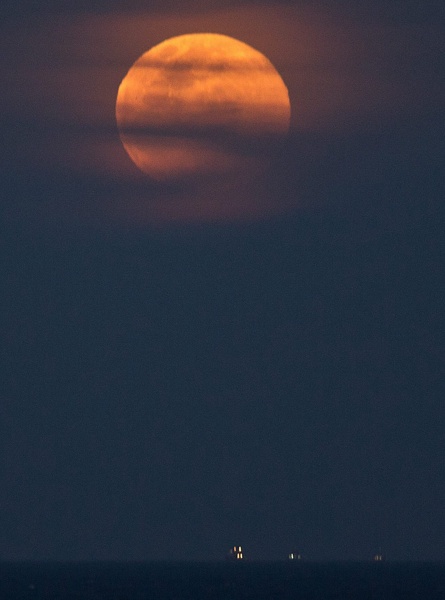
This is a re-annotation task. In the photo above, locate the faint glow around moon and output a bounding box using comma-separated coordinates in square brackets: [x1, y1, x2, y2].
[116, 33, 291, 181]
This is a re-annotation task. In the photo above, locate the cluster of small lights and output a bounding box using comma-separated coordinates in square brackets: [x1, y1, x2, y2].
[288, 553, 302, 560]
[373, 554, 383, 562]
[228, 545, 243, 560]
[227, 548, 382, 561]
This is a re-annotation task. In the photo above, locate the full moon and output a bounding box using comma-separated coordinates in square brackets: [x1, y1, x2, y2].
[116, 33, 291, 181]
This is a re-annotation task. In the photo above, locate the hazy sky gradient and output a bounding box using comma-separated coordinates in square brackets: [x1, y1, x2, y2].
[1, 0, 444, 561]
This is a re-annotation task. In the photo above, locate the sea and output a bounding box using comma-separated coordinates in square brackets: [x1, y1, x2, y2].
[1, 561, 445, 599]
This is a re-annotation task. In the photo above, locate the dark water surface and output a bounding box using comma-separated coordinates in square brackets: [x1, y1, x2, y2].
[1, 562, 445, 599]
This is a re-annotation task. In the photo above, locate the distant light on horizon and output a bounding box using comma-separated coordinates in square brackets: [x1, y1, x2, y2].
[228, 545, 243, 560]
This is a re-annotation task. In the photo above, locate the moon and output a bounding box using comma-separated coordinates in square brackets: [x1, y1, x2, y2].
[116, 33, 291, 181]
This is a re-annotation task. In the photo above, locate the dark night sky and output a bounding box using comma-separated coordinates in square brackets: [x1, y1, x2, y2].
[1, 0, 444, 561]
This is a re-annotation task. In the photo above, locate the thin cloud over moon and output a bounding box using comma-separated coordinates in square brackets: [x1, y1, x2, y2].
[1, 2, 443, 225]
[116, 34, 290, 182]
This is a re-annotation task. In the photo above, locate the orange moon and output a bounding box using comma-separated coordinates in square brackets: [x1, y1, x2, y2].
[116, 33, 291, 181]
